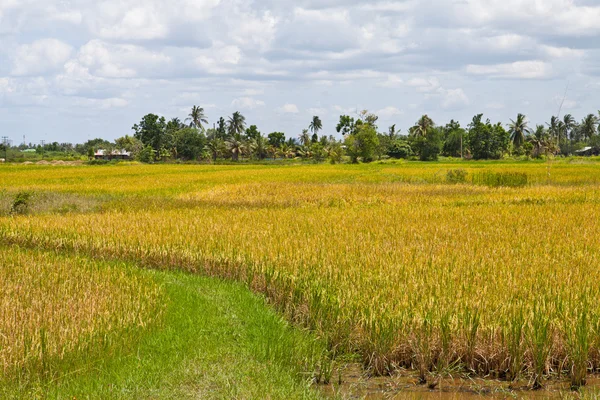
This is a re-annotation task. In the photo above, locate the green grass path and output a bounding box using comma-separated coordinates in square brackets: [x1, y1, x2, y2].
[3, 266, 326, 400]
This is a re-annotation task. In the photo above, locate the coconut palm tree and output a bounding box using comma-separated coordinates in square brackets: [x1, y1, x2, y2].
[205, 138, 225, 162]
[388, 124, 398, 140]
[547, 116, 561, 143]
[309, 116, 323, 136]
[299, 129, 311, 147]
[227, 111, 246, 139]
[186, 106, 208, 131]
[226, 137, 244, 161]
[563, 114, 575, 142]
[412, 115, 434, 137]
[580, 114, 598, 141]
[508, 113, 531, 148]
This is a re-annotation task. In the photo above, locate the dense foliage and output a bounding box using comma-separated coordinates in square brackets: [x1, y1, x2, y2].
[4, 105, 600, 163]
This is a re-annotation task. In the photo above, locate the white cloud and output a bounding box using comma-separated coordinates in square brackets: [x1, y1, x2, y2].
[440, 88, 469, 110]
[466, 61, 551, 79]
[377, 106, 403, 118]
[74, 40, 170, 79]
[278, 103, 299, 113]
[406, 77, 441, 92]
[231, 97, 265, 109]
[11, 39, 73, 76]
[378, 74, 404, 88]
[195, 44, 242, 74]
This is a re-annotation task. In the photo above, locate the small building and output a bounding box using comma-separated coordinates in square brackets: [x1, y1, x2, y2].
[575, 147, 598, 157]
[94, 149, 132, 160]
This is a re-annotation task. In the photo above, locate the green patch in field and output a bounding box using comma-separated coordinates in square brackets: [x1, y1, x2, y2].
[1, 259, 326, 399]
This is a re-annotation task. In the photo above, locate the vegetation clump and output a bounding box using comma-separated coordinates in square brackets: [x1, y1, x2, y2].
[10, 191, 33, 215]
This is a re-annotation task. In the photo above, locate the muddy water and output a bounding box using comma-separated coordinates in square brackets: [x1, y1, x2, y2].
[321, 364, 600, 399]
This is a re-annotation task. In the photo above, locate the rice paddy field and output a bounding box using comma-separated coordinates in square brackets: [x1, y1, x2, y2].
[3, 159, 600, 397]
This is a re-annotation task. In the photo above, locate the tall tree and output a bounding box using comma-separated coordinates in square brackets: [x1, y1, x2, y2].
[581, 114, 598, 141]
[309, 116, 323, 136]
[563, 114, 576, 142]
[226, 137, 244, 161]
[299, 129, 311, 147]
[508, 113, 531, 149]
[336, 115, 355, 136]
[228, 111, 246, 139]
[186, 106, 208, 131]
[216, 117, 227, 139]
[132, 114, 167, 152]
[412, 115, 435, 137]
[547, 116, 561, 144]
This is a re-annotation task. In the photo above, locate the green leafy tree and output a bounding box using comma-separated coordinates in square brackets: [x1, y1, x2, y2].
[216, 117, 227, 139]
[245, 125, 261, 141]
[336, 115, 356, 136]
[132, 114, 167, 152]
[467, 114, 510, 160]
[410, 127, 442, 161]
[442, 120, 466, 157]
[114, 135, 144, 159]
[344, 123, 379, 163]
[388, 140, 412, 159]
[267, 132, 286, 148]
[173, 127, 206, 160]
[137, 145, 156, 163]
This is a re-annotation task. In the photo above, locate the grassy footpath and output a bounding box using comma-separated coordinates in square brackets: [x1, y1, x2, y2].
[1, 263, 326, 400]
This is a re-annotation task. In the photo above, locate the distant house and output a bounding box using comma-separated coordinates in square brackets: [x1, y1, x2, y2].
[575, 147, 598, 157]
[94, 149, 132, 160]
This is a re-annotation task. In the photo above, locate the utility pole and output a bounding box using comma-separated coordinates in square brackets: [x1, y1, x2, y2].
[460, 132, 463, 159]
[40, 140, 46, 159]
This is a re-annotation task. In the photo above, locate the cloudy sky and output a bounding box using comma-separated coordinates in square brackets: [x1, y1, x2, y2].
[1, 0, 599, 145]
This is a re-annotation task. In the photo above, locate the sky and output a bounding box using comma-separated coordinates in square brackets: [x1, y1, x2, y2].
[1, 0, 600, 145]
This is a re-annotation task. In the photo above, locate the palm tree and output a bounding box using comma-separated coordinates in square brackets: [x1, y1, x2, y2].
[547, 116, 561, 144]
[412, 115, 434, 137]
[227, 111, 246, 139]
[309, 116, 323, 136]
[388, 124, 397, 140]
[249, 135, 267, 160]
[580, 114, 598, 141]
[563, 114, 575, 142]
[186, 106, 208, 131]
[299, 129, 311, 147]
[508, 113, 531, 148]
[226, 137, 244, 161]
[205, 138, 224, 162]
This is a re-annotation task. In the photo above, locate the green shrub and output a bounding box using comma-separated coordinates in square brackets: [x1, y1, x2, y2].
[473, 172, 528, 187]
[10, 192, 33, 215]
[446, 169, 468, 184]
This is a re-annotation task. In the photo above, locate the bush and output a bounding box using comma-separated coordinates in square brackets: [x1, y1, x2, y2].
[473, 172, 528, 187]
[446, 169, 468, 184]
[388, 140, 412, 159]
[11, 191, 33, 215]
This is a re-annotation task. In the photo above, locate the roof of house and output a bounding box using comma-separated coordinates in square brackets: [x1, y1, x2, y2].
[95, 149, 131, 157]
[575, 147, 593, 153]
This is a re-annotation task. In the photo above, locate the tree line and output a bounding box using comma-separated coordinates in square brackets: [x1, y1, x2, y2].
[5, 106, 600, 163]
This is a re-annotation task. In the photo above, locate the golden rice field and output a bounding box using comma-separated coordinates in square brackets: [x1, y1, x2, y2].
[3, 160, 600, 389]
[0, 245, 163, 379]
